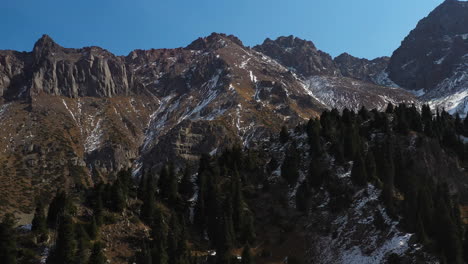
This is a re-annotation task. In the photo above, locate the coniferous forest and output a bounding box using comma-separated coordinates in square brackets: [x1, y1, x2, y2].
[3, 103, 468, 263]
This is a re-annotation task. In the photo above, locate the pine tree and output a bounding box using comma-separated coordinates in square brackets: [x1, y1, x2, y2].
[415, 213, 429, 245]
[88, 242, 107, 264]
[241, 213, 256, 245]
[308, 158, 324, 188]
[215, 215, 233, 264]
[158, 163, 180, 205]
[341, 108, 355, 125]
[463, 114, 468, 137]
[141, 174, 157, 224]
[0, 214, 17, 264]
[88, 217, 99, 240]
[421, 104, 432, 123]
[232, 171, 244, 233]
[32, 202, 47, 236]
[395, 106, 409, 134]
[206, 172, 222, 242]
[117, 168, 133, 198]
[351, 152, 367, 186]
[386, 102, 394, 114]
[330, 138, 345, 165]
[175, 233, 190, 264]
[47, 191, 68, 229]
[434, 199, 463, 263]
[159, 165, 170, 199]
[110, 179, 126, 212]
[197, 154, 211, 183]
[138, 172, 148, 200]
[76, 225, 91, 264]
[152, 207, 169, 248]
[358, 106, 370, 121]
[241, 244, 253, 264]
[463, 227, 468, 263]
[380, 138, 396, 216]
[166, 163, 180, 206]
[194, 170, 207, 233]
[151, 239, 168, 264]
[408, 104, 423, 132]
[424, 120, 435, 137]
[296, 181, 310, 213]
[92, 188, 104, 226]
[455, 113, 464, 134]
[151, 207, 169, 264]
[281, 144, 300, 185]
[167, 232, 178, 264]
[306, 118, 322, 158]
[223, 195, 236, 246]
[365, 149, 377, 183]
[279, 126, 289, 144]
[179, 166, 194, 200]
[416, 188, 434, 237]
[51, 215, 77, 264]
[137, 242, 152, 264]
[343, 124, 359, 160]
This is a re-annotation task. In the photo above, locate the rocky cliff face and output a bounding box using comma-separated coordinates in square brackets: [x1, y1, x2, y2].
[387, 0, 468, 113]
[389, 0, 468, 91]
[253, 35, 340, 77]
[334, 53, 391, 85]
[0, 35, 138, 99]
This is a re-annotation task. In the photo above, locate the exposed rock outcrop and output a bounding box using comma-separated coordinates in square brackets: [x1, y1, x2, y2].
[253, 35, 340, 77]
[388, 0, 468, 92]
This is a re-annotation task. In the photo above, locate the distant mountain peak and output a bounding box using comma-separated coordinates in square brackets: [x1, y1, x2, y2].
[32, 34, 63, 59]
[254, 36, 337, 77]
[387, 0, 468, 114]
[33, 34, 59, 50]
[260, 35, 317, 51]
[186, 32, 244, 50]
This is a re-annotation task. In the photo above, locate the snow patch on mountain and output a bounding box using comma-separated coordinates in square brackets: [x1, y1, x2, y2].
[62, 99, 84, 135]
[142, 94, 176, 152]
[303, 76, 362, 111]
[424, 56, 468, 114]
[85, 119, 103, 153]
[401, 60, 415, 70]
[429, 90, 468, 114]
[409, 89, 426, 97]
[434, 55, 447, 65]
[372, 71, 400, 88]
[311, 184, 426, 264]
[249, 71, 257, 83]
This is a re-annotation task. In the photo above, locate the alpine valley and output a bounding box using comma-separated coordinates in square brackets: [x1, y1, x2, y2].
[2, 1, 468, 264]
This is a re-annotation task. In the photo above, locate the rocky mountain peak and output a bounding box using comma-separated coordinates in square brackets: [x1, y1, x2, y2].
[415, 0, 468, 39]
[253, 36, 339, 77]
[333, 53, 390, 84]
[34, 34, 56, 47]
[388, 0, 468, 112]
[261, 35, 318, 51]
[186, 32, 244, 51]
[32, 34, 63, 59]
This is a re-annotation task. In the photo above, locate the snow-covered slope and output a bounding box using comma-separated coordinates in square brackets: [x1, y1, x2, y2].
[309, 184, 436, 264]
[423, 54, 468, 114]
[302, 75, 416, 111]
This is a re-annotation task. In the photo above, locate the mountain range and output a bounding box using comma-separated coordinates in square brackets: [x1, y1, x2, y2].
[1, 1, 468, 263]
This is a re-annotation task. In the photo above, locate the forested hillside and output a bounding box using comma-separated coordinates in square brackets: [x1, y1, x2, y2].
[2, 103, 468, 263]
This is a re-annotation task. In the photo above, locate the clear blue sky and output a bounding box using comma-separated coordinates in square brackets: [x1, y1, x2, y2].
[2, 0, 445, 59]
